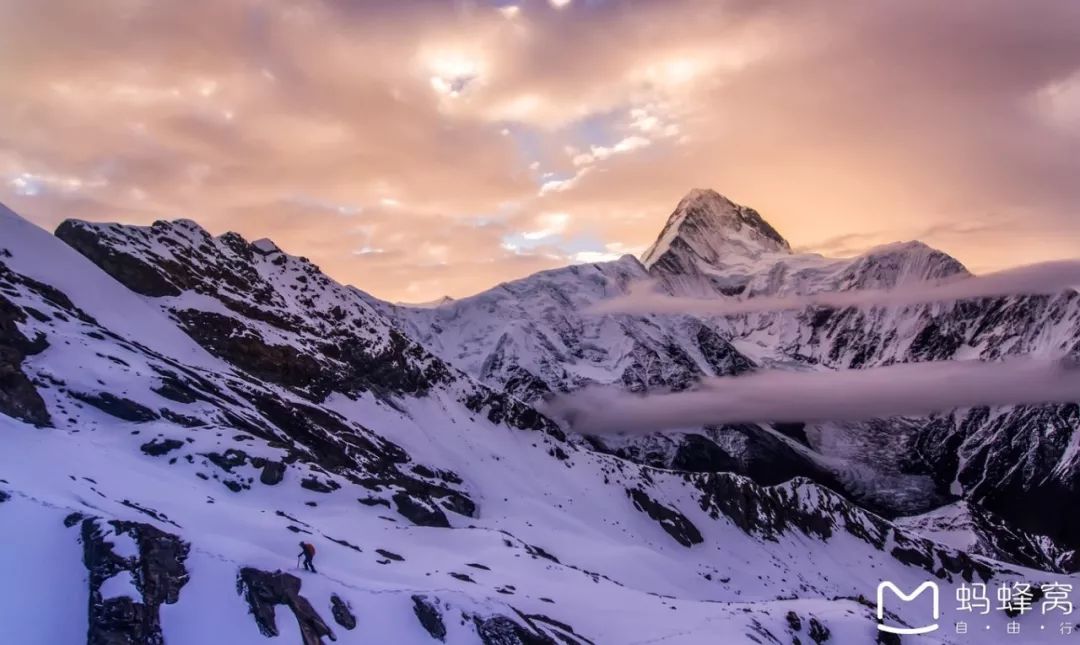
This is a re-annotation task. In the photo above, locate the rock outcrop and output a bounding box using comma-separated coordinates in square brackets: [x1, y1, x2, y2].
[80, 518, 190, 645]
[237, 568, 336, 645]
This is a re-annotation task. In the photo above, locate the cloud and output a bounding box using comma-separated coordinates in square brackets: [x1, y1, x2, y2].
[539, 170, 589, 195]
[590, 259, 1080, 316]
[572, 136, 652, 167]
[521, 211, 571, 240]
[542, 356, 1080, 434]
[1035, 69, 1080, 133]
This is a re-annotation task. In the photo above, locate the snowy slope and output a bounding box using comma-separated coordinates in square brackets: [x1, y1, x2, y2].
[8, 406, 1075, 645]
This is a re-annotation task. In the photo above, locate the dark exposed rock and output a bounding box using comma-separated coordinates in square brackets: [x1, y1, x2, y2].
[474, 614, 555, 645]
[772, 422, 810, 447]
[238, 388, 478, 529]
[325, 536, 362, 552]
[118, 500, 181, 528]
[807, 617, 830, 644]
[0, 258, 94, 324]
[375, 548, 403, 561]
[333, 329, 453, 397]
[695, 324, 754, 376]
[0, 489, 8, 503]
[151, 375, 200, 403]
[694, 473, 838, 542]
[300, 476, 339, 493]
[524, 544, 560, 563]
[204, 449, 249, 473]
[525, 613, 594, 645]
[601, 424, 846, 509]
[626, 488, 703, 547]
[694, 473, 994, 582]
[464, 389, 567, 442]
[785, 610, 802, 633]
[236, 567, 336, 645]
[620, 342, 701, 393]
[72, 391, 159, 423]
[246, 393, 365, 471]
[670, 434, 739, 473]
[175, 309, 329, 395]
[80, 518, 190, 645]
[140, 438, 184, 457]
[393, 492, 450, 528]
[358, 470, 476, 526]
[888, 530, 992, 583]
[411, 464, 436, 478]
[56, 220, 182, 297]
[329, 594, 356, 630]
[260, 460, 286, 485]
[411, 595, 446, 641]
[0, 289, 51, 426]
[148, 365, 232, 406]
[357, 497, 390, 508]
[159, 408, 205, 427]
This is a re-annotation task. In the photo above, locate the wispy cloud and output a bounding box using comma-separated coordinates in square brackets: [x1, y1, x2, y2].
[591, 259, 1080, 316]
[542, 356, 1080, 434]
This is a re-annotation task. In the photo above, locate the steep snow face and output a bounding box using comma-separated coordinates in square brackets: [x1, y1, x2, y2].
[3, 203, 1050, 644]
[642, 189, 791, 267]
[386, 255, 753, 402]
[641, 189, 792, 297]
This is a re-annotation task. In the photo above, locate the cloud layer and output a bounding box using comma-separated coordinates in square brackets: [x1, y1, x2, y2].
[2, 0, 1079, 300]
[542, 357, 1080, 434]
[591, 259, 1080, 316]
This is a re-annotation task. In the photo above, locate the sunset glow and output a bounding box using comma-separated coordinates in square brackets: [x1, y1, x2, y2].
[2, 0, 1078, 301]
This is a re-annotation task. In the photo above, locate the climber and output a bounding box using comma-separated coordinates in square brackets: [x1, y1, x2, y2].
[298, 541, 317, 573]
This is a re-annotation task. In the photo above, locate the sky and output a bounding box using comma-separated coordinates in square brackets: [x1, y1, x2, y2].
[1, 0, 1078, 303]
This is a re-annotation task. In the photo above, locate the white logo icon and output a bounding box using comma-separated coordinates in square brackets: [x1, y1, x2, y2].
[877, 581, 940, 635]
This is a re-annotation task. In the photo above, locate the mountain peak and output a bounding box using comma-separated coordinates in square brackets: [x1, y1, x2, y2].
[641, 189, 790, 269]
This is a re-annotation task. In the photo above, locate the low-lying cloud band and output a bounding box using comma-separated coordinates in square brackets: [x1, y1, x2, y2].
[541, 357, 1080, 435]
[589, 260, 1080, 317]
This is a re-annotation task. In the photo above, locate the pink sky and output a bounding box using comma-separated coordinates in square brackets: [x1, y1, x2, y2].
[2, 0, 1078, 302]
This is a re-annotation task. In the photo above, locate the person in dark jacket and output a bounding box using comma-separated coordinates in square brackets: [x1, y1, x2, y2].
[298, 541, 317, 572]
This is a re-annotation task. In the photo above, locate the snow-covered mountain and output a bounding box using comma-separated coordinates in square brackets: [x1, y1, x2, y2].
[393, 189, 1080, 568]
[1, 190, 1077, 644]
